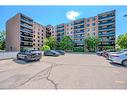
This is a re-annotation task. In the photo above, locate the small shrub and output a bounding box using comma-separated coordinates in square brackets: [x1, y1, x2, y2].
[41, 45, 50, 51]
[73, 47, 84, 52]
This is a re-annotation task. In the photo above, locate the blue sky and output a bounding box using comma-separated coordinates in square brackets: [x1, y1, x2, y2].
[0, 6, 127, 37]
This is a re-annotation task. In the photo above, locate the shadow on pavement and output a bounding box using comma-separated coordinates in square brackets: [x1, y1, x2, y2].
[13, 59, 39, 65]
[109, 62, 126, 68]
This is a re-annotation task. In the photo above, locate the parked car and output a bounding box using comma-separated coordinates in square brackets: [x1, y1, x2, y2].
[17, 50, 42, 62]
[109, 51, 127, 66]
[43, 50, 60, 56]
[55, 50, 65, 55]
[107, 49, 127, 59]
[96, 51, 104, 56]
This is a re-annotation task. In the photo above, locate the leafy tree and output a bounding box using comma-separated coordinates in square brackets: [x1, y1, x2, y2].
[85, 36, 99, 52]
[117, 33, 127, 49]
[41, 45, 50, 51]
[59, 36, 74, 51]
[0, 31, 6, 50]
[44, 36, 57, 50]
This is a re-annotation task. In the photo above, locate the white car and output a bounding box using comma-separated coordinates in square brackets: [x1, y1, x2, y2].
[109, 51, 127, 66]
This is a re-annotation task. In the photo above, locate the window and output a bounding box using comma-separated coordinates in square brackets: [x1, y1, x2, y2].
[87, 24, 90, 27]
[92, 17, 95, 21]
[92, 23, 95, 26]
[92, 28, 95, 31]
[38, 40, 40, 42]
[93, 32, 96, 35]
[125, 54, 127, 56]
[87, 19, 89, 22]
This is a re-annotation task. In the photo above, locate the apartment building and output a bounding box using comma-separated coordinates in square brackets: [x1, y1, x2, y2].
[6, 13, 33, 51]
[6, 13, 47, 51]
[56, 23, 66, 42]
[85, 16, 98, 37]
[33, 22, 46, 50]
[45, 25, 53, 38]
[65, 22, 74, 40]
[73, 18, 85, 47]
[6, 10, 115, 51]
[52, 26, 57, 38]
[98, 10, 116, 50]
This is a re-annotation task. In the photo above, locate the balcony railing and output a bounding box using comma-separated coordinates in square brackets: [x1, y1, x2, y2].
[98, 15, 115, 20]
[20, 42, 33, 47]
[20, 23, 33, 29]
[57, 25, 64, 29]
[74, 25, 84, 29]
[99, 27, 114, 31]
[74, 21, 84, 25]
[74, 36, 84, 38]
[100, 39, 115, 42]
[21, 37, 33, 42]
[20, 28, 33, 34]
[99, 32, 115, 36]
[74, 40, 84, 43]
[98, 21, 115, 26]
[20, 18, 33, 25]
[74, 30, 84, 33]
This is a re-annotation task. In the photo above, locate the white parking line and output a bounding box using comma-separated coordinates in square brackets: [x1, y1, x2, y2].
[115, 80, 125, 84]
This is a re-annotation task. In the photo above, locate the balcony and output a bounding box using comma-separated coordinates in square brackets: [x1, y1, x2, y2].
[98, 21, 115, 26]
[21, 37, 33, 42]
[57, 25, 64, 29]
[57, 29, 64, 32]
[74, 40, 84, 43]
[74, 36, 84, 38]
[74, 21, 84, 25]
[99, 32, 115, 36]
[98, 15, 115, 20]
[74, 25, 84, 29]
[74, 30, 84, 34]
[20, 23, 33, 29]
[20, 28, 33, 34]
[100, 39, 115, 42]
[20, 18, 33, 25]
[99, 43, 115, 46]
[99, 27, 115, 31]
[20, 42, 33, 47]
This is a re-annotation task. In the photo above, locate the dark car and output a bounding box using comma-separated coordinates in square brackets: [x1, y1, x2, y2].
[44, 50, 60, 56]
[56, 50, 65, 55]
[17, 50, 42, 62]
[96, 51, 104, 56]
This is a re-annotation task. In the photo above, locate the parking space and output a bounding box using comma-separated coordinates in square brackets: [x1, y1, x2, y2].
[0, 53, 127, 89]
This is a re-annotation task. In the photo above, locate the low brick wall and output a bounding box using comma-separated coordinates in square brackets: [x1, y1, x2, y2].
[0, 51, 18, 60]
[0, 51, 44, 60]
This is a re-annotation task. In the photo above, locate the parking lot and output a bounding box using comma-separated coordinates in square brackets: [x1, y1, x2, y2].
[0, 53, 127, 89]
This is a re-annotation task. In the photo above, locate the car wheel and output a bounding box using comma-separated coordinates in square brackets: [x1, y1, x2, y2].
[122, 60, 127, 67]
[24, 56, 29, 62]
[17, 55, 20, 60]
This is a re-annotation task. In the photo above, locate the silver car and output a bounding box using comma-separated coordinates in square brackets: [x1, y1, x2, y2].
[109, 51, 127, 66]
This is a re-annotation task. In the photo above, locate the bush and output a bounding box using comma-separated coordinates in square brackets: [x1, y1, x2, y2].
[73, 47, 84, 52]
[41, 45, 50, 51]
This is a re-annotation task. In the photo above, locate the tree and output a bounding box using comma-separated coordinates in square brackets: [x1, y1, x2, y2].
[117, 33, 127, 49]
[85, 36, 99, 52]
[0, 31, 6, 50]
[59, 36, 74, 51]
[44, 36, 57, 50]
[41, 45, 50, 51]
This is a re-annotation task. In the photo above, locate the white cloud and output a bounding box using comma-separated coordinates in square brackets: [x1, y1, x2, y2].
[66, 10, 80, 20]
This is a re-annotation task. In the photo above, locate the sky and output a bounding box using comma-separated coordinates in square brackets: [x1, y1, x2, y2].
[0, 6, 127, 37]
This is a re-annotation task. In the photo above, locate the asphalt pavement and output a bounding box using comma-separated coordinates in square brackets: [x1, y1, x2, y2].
[0, 53, 127, 89]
